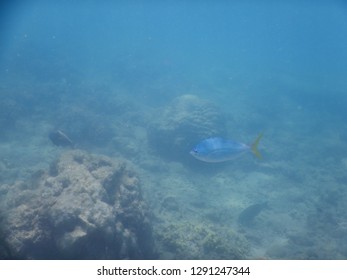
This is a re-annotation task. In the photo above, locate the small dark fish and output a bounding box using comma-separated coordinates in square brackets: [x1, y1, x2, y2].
[49, 130, 74, 147]
[237, 201, 269, 227]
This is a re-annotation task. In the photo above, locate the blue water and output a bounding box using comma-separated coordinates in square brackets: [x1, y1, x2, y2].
[1, 0, 347, 259]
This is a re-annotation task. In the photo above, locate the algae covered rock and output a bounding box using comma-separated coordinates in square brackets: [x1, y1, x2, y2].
[148, 95, 227, 162]
[156, 222, 249, 259]
[0, 150, 154, 259]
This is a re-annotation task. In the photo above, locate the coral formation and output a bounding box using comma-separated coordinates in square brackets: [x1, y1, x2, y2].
[0, 150, 154, 259]
[0, 214, 13, 259]
[148, 95, 227, 162]
[155, 221, 249, 259]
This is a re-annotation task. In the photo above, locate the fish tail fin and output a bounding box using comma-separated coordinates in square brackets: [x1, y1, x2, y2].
[251, 133, 263, 159]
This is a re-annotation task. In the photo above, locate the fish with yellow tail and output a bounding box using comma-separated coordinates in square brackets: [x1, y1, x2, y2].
[190, 133, 263, 162]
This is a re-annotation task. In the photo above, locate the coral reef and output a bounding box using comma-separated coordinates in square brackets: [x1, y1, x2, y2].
[155, 221, 249, 259]
[148, 95, 227, 162]
[0, 214, 13, 259]
[0, 150, 154, 259]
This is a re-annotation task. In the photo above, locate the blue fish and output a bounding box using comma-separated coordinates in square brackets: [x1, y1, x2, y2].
[190, 133, 263, 162]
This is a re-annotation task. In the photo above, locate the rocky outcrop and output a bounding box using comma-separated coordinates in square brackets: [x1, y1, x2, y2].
[0, 150, 154, 259]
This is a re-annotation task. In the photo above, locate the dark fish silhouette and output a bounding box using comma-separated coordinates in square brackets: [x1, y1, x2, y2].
[237, 201, 269, 227]
[49, 130, 74, 147]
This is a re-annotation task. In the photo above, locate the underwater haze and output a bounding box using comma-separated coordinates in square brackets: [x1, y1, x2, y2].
[1, 0, 347, 259]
